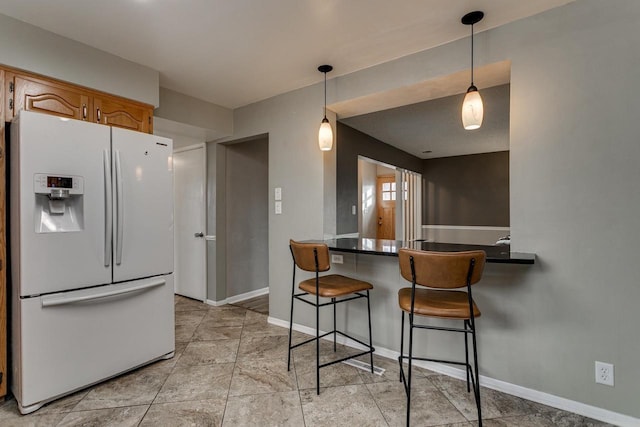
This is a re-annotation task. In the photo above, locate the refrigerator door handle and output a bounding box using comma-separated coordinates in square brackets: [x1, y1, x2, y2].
[103, 149, 112, 267]
[41, 278, 166, 307]
[115, 150, 124, 265]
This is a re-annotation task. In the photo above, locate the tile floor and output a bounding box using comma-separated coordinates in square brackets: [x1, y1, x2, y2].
[0, 295, 613, 426]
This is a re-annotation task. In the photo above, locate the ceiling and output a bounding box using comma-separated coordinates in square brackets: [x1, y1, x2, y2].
[341, 83, 510, 159]
[0, 0, 573, 109]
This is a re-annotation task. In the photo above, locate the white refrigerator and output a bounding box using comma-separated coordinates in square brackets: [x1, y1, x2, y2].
[10, 111, 175, 414]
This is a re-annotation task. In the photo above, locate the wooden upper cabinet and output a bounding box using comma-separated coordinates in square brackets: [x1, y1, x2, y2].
[1, 66, 154, 134]
[11, 74, 91, 122]
[94, 95, 151, 133]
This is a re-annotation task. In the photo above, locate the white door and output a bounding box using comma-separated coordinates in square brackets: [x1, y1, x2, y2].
[111, 128, 174, 283]
[173, 144, 206, 300]
[12, 111, 112, 296]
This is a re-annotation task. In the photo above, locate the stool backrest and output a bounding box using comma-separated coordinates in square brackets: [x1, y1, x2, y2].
[398, 249, 486, 289]
[289, 240, 331, 272]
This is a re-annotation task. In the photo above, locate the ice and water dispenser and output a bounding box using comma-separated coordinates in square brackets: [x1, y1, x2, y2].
[34, 174, 84, 233]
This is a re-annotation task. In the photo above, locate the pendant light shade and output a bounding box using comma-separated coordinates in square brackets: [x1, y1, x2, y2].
[461, 11, 484, 130]
[462, 86, 483, 130]
[318, 64, 333, 151]
[318, 118, 333, 151]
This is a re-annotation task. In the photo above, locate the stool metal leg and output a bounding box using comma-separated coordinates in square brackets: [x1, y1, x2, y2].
[406, 312, 414, 427]
[399, 310, 405, 382]
[471, 321, 482, 426]
[316, 291, 320, 395]
[332, 297, 337, 352]
[367, 290, 374, 373]
[464, 319, 470, 393]
[287, 267, 296, 372]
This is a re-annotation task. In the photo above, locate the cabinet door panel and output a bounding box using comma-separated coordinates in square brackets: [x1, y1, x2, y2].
[13, 75, 90, 121]
[94, 96, 151, 133]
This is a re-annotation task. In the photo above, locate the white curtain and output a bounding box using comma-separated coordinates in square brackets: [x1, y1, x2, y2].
[402, 170, 422, 241]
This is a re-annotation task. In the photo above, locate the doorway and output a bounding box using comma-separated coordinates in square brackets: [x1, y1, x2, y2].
[173, 144, 207, 301]
[376, 175, 396, 239]
[216, 135, 269, 306]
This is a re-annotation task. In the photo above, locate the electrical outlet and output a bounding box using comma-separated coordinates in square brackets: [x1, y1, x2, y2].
[595, 361, 614, 386]
[331, 254, 344, 264]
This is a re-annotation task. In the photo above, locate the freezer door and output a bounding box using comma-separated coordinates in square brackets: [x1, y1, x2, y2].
[112, 127, 173, 283]
[12, 275, 175, 412]
[11, 111, 112, 296]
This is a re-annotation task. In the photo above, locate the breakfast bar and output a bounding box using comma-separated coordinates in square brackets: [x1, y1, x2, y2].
[292, 238, 536, 378]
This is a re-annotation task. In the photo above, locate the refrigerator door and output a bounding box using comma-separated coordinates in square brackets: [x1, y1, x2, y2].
[112, 127, 173, 283]
[12, 274, 175, 413]
[11, 111, 112, 296]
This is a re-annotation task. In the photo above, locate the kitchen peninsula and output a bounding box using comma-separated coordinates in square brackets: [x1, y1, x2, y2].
[290, 237, 535, 379]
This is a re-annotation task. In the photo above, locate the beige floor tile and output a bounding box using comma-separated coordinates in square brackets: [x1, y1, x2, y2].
[175, 310, 207, 327]
[73, 364, 172, 411]
[430, 375, 537, 421]
[0, 398, 68, 426]
[140, 399, 226, 427]
[355, 353, 432, 384]
[237, 335, 290, 361]
[240, 320, 290, 338]
[35, 390, 90, 415]
[295, 358, 364, 390]
[300, 384, 387, 427]
[242, 309, 269, 325]
[177, 339, 240, 366]
[193, 318, 243, 341]
[175, 296, 208, 312]
[229, 358, 297, 396]
[223, 391, 304, 427]
[57, 405, 149, 427]
[204, 306, 247, 327]
[155, 363, 234, 403]
[366, 378, 467, 426]
[175, 322, 199, 342]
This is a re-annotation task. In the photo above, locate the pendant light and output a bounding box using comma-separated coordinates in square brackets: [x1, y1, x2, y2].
[318, 64, 333, 151]
[461, 11, 484, 130]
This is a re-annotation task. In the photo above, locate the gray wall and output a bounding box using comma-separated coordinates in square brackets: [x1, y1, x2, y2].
[155, 87, 233, 137]
[423, 151, 509, 226]
[336, 122, 423, 234]
[227, 0, 640, 418]
[0, 13, 158, 106]
[224, 137, 269, 297]
[205, 143, 220, 301]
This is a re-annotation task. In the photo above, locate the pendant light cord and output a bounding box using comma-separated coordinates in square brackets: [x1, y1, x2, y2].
[470, 23, 474, 86]
[323, 71, 327, 119]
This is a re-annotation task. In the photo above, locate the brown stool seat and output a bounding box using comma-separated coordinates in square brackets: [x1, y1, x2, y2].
[398, 288, 481, 319]
[300, 274, 373, 298]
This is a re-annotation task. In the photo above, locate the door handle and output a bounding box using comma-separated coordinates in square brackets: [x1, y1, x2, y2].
[194, 232, 204, 238]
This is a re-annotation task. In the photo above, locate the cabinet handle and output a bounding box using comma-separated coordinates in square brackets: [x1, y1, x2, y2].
[97, 108, 101, 123]
[8, 99, 13, 110]
[82, 104, 87, 120]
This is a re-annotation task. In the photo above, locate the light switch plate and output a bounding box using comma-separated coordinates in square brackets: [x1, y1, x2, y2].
[352, 205, 356, 215]
[331, 254, 343, 264]
[275, 187, 282, 201]
[275, 201, 282, 214]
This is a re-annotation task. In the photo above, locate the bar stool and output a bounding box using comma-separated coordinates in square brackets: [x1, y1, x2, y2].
[287, 240, 375, 394]
[397, 249, 486, 427]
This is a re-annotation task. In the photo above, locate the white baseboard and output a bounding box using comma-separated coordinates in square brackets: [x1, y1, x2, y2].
[269, 317, 638, 427]
[206, 286, 269, 307]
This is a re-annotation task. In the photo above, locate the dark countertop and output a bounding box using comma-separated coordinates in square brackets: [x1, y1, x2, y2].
[321, 238, 535, 264]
